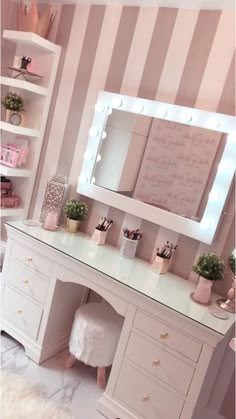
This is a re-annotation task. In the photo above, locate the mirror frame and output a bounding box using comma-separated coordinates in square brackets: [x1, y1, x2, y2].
[77, 91, 235, 244]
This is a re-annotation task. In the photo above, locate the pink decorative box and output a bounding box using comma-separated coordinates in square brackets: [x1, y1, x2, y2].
[1, 196, 19, 208]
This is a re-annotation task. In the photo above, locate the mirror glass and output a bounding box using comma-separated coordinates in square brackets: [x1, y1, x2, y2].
[77, 91, 235, 244]
[92, 110, 226, 223]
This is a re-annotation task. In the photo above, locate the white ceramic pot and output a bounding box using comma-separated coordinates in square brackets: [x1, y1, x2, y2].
[66, 219, 80, 233]
[193, 276, 213, 304]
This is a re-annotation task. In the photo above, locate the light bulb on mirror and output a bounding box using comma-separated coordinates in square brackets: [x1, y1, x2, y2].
[91, 177, 96, 184]
[108, 108, 112, 115]
[83, 151, 94, 161]
[182, 111, 192, 123]
[78, 175, 89, 184]
[89, 127, 99, 137]
[112, 98, 123, 108]
[156, 106, 167, 118]
[134, 102, 144, 113]
[96, 154, 102, 162]
[95, 102, 105, 112]
[207, 117, 220, 129]
[102, 131, 107, 139]
[209, 190, 221, 202]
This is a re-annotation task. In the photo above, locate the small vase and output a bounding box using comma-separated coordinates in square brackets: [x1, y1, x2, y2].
[43, 212, 58, 231]
[91, 228, 107, 245]
[151, 256, 171, 274]
[66, 219, 80, 233]
[193, 276, 213, 304]
[120, 237, 139, 259]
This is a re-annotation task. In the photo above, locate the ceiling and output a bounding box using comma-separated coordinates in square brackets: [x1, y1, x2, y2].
[36, 0, 235, 9]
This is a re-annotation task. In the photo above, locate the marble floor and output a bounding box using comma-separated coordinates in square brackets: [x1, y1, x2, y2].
[0, 332, 106, 418]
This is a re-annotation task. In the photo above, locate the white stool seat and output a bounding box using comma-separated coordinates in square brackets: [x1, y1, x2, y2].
[69, 301, 123, 368]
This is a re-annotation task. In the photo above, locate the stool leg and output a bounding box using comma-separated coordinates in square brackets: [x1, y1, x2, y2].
[97, 367, 106, 389]
[64, 353, 76, 369]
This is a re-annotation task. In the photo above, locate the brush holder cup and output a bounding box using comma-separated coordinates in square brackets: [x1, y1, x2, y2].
[91, 229, 107, 245]
[120, 237, 139, 259]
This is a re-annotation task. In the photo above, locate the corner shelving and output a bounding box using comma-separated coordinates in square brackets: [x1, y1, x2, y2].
[1, 30, 61, 248]
[0, 121, 39, 137]
[1, 76, 47, 96]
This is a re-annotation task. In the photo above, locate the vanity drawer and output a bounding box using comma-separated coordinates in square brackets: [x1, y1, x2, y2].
[11, 241, 52, 278]
[114, 361, 184, 419]
[134, 310, 202, 362]
[1, 286, 43, 340]
[6, 260, 48, 305]
[125, 331, 194, 395]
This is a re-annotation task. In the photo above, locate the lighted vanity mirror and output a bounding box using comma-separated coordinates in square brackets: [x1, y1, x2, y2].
[77, 91, 235, 244]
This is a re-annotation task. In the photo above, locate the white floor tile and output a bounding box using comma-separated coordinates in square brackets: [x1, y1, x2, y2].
[1, 334, 107, 418]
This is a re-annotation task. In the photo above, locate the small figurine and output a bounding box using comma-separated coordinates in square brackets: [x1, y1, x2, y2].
[20, 56, 32, 70]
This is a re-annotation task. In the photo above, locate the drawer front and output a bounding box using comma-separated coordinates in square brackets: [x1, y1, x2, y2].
[6, 260, 48, 305]
[115, 361, 184, 419]
[134, 310, 202, 362]
[126, 332, 194, 395]
[1, 286, 42, 340]
[11, 241, 52, 278]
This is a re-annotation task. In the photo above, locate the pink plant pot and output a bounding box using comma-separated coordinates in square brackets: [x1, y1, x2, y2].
[193, 276, 213, 304]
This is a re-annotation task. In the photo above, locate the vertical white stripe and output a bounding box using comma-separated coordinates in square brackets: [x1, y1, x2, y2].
[195, 10, 235, 111]
[120, 7, 158, 96]
[33, 5, 90, 219]
[157, 9, 199, 103]
[68, 5, 123, 232]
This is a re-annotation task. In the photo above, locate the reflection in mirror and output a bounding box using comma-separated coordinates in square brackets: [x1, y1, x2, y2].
[216, 249, 236, 313]
[77, 91, 235, 244]
[93, 110, 227, 223]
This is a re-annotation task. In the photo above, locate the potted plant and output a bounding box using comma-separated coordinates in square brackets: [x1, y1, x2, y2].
[151, 241, 178, 274]
[64, 200, 88, 233]
[192, 253, 225, 304]
[1, 92, 25, 126]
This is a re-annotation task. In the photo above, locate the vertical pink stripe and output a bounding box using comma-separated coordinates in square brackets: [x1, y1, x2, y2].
[136, 220, 159, 261]
[105, 6, 140, 93]
[56, 5, 106, 175]
[138, 7, 178, 100]
[175, 10, 221, 107]
[170, 236, 200, 279]
[29, 4, 76, 218]
[106, 207, 125, 247]
[217, 53, 235, 115]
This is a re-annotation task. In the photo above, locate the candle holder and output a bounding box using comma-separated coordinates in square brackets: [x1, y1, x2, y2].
[91, 228, 107, 245]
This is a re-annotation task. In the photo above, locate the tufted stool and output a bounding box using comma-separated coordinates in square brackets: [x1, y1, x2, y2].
[65, 301, 123, 389]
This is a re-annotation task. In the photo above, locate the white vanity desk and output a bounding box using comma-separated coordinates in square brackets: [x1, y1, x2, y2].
[1, 221, 235, 419]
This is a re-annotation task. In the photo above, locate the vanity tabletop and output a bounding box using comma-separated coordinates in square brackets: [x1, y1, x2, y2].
[5, 221, 235, 336]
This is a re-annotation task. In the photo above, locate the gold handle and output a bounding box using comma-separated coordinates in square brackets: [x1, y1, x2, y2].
[152, 359, 160, 366]
[160, 332, 168, 339]
[25, 257, 33, 262]
[142, 394, 149, 401]
[17, 309, 22, 315]
[23, 279, 29, 284]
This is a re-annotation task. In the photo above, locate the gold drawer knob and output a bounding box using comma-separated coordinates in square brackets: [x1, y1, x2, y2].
[152, 359, 160, 366]
[23, 280, 29, 284]
[160, 332, 168, 339]
[17, 309, 22, 315]
[26, 257, 33, 262]
[142, 394, 150, 401]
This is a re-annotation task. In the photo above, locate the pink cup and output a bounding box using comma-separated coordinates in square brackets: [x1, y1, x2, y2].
[43, 212, 58, 231]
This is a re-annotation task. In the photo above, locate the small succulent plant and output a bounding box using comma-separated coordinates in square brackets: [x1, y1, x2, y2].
[192, 253, 225, 281]
[64, 200, 88, 221]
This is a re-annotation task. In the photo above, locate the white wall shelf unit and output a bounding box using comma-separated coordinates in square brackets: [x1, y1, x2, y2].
[0, 165, 31, 178]
[0, 121, 39, 137]
[0, 76, 47, 97]
[1, 29, 61, 236]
